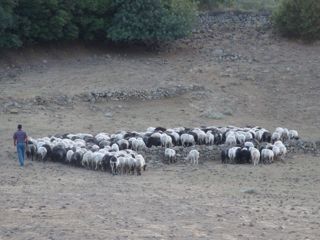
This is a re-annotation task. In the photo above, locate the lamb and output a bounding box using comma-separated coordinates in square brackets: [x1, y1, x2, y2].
[261, 149, 274, 164]
[186, 149, 199, 165]
[249, 147, 260, 166]
[164, 148, 176, 164]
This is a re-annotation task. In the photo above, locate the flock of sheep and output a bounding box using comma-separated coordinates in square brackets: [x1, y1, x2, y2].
[26, 126, 299, 175]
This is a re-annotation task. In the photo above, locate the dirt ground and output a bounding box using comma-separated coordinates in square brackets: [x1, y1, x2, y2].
[1, 13, 320, 240]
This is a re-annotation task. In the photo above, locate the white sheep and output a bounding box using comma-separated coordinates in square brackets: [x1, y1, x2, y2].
[82, 150, 93, 169]
[261, 149, 274, 164]
[249, 147, 260, 166]
[135, 154, 146, 175]
[271, 131, 281, 143]
[111, 143, 119, 152]
[192, 129, 206, 145]
[181, 134, 195, 147]
[226, 134, 237, 146]
[160, 133, 173, 148]
[164, 148, 176, 163]
[244, 142, 254, 149]
[186, 149, 199, 165]
[228, 147, 240, 162]
[66, 149, 74, 164]
[36, 146, 47, 161]
[205, 131, 214, 145]
[274, 140, 287, 160]
[289, 130, 299, 140]
[272, 145, 282, 161]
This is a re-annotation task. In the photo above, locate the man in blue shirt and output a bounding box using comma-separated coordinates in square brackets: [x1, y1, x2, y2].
[13, 124, 28, 167]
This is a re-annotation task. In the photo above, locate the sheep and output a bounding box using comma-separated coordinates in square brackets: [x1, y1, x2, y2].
[244, 141, 254, 149]
[160, 133, 173, 148]
[272, 145, 281, 161]
[51, 146, 66, 163]
[192, 129, 206, 145]
[186, 149, 200, 165]
[271, 131, 281, 143]
[92, 152, 105, 170]
[289, 130, 299, 140]
[228, 147, 241, 163]
[235, 133, 246, 145]
[205, 131, 215, 145]
[36, 146, 47, 161]
[66, 149, 74, 164]
[110, 156, 119, 175]
[111, 143, 119, 152]
[181, 133, 195, 147]
[117, 139, 129, 150]
[135, 154, 146, 175]
[238, 148, 251, 164]
[249, 147, 260, 166]
[226, 134, 237, 146]
[82, 150, 93, 169]
[166, 131, 180, 146]
[164, 148, 176, 164]
[26, 139, 37, 161]
[274, 140, 287, 160]
[221, 148, 229, 164]
[146, 132, 162, 148]
[261, 149, 274, 164]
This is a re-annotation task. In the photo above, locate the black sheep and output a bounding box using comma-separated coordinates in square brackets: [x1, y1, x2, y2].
[221, 149, 229, 164]
[51, 146, 66, 163]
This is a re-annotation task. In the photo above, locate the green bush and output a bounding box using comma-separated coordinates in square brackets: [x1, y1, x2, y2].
[273, 0, 320, 40]
[107, 0, 197, 43]
[0, 0, 197, 48]
[0, 0, 21, 48]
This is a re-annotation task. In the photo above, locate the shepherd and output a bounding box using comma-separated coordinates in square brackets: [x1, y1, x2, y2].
[13, 124, 28, 168]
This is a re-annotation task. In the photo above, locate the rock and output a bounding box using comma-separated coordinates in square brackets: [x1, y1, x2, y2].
[105, 112, 113, 118]
[9, 108, 19, 114]
[240, 188, 257, 194]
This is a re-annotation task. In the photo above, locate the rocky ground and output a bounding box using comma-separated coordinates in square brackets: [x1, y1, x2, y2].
[0, 11, 320, 240]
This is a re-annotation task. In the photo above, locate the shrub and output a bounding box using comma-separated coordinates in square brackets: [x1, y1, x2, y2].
[107, 0, 197, 43]
[0, 0, 21, 48]
[272, 0, 320, 40]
